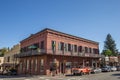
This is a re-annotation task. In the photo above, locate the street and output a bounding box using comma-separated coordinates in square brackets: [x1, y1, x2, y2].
[0, 71, 120, 80]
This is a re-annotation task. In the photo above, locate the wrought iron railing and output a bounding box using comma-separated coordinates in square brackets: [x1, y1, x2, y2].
[16, 49, 101, 58]
[46, 49, 101, 57]
[15, 49, 46, 57]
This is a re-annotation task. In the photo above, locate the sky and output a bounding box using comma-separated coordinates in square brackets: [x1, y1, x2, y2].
[0, 0, 120, 52]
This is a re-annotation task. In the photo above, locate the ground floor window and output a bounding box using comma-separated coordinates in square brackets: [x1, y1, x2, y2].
[65, 62, 72, 69]
[20, 62, 23, 72]
[35, 59, 37, 72]
[40, 59, 44, 72]
[27, 59, 29, 71]
[31, 59, 33, 71]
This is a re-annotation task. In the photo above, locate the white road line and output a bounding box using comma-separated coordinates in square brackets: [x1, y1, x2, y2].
[39, 77, 45, 79]
[67, 78, 76, 80]
[24, 79, 31, 80]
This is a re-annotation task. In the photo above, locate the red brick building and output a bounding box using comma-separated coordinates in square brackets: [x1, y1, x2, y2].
[18, 28, 100, 75]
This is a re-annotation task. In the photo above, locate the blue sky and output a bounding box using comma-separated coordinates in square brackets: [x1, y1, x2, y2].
[0, 0, 120, 52]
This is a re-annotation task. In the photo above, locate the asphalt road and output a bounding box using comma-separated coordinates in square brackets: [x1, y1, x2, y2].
[0, 71, 120, 80]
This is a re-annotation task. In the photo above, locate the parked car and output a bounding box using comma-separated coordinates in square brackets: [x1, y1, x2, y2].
[0, 70, 2, 75]
[2, 69, 17, 75]
[101, 66, 111, 72]
[111, 66, 117, 71]
[2, 70, 11, 75]
[9, 69, 17, 75]
[72, 67, 91, 75]
[116, 66, 120, 71]
[91, 68, 101, 74]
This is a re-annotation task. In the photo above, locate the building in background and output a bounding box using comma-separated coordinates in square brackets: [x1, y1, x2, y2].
[0, 57, 4, 72]
[3, 44, 20, 71]
[118, 56, 120, 66]
[17, 28, 100, 75]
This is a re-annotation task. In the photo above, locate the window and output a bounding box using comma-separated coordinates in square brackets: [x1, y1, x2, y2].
[78, 46, 82, 52]
[74, 45, 77, 52]
[89, 48, 92, 53]
[60, 42, 64, 51]
[20, 62, 23, 72]
[93, 48, 99, 54]
[40, 59, 44, 72]
[68, 44, 71, 51]
[35, 59, 37, 72]
[51, 41, 56, 51]
[85, 47, 88, 53]
[64, 43, 68, 52]
[7, 56, 10, 62]
[31, 59, 33, 70]
[66, 62, 72, 69]
[34, 43, 39, 48]
[40, 41, 44, 49]
[27, 59, 29, 71]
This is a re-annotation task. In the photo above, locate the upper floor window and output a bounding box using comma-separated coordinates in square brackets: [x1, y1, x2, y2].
[60, 42, 64, 51]
[34, 43, 39, 49]
[7, 56, 10, 62]
[74, 45, 77, 52]
[64, 43, 68, 52]
[51, 41, 56, 51]
[68, 44, 71, 52]
[78, 46, 82, 53]
[40, 41, 44, 49]
[89, 48, 92, 53]
[93, 48, 99, 54]
[85, 47, 88, 53]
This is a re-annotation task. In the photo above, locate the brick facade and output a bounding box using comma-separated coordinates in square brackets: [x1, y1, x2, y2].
[18, 28, 100, 75]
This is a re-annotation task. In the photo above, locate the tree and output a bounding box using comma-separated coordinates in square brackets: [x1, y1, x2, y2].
[102, 49, 112, 56]
[0, 47, 8, 57]
[103, 34, 118, 56]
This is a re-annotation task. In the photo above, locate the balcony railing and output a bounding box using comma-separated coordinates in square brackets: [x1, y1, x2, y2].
[47, 49, 101, 58]
[16, 49, 101, 58]
[15, 49, 46, 57]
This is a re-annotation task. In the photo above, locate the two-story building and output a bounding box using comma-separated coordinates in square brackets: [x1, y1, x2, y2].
[18, 28, 100, 75]
[3, 44, 20, 71]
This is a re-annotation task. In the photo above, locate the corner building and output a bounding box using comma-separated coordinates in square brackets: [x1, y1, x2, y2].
[18, 28, 100, 75]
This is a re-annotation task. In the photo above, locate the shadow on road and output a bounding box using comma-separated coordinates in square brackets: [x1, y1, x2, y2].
[111, 73, 120, 79]
[0, 74, 33, 78]
[111, 73, 120, 76]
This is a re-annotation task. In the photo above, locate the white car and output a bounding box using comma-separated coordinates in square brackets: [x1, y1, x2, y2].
[111, 66, 117, 71]
[91, 68, 101, 74]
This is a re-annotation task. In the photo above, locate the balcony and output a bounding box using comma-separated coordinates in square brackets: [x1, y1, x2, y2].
[47, 49, 101, 58]
[15, 49, 101, 58]
[15, 49, 46, 57]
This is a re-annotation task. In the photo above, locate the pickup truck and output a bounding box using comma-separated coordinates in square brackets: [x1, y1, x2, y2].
[72, 67, 91, 75]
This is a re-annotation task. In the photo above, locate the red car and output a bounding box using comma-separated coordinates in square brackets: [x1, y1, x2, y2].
[72, 67, 91, 75]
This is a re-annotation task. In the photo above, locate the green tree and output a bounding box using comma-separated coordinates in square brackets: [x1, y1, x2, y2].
[102, 49, 112, 56]
[0, 47, 8, 56]
[103, 34, 118, 56]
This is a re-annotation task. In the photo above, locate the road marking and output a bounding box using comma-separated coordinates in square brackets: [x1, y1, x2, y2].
[39, 77, 45, 79]
[67, 78, 76, 80]
[24, 79, 31, 80]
